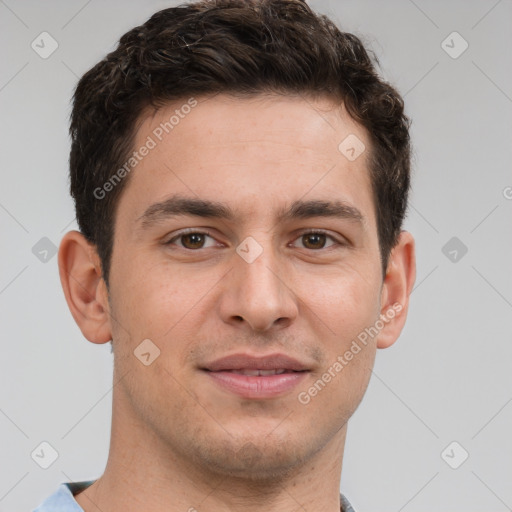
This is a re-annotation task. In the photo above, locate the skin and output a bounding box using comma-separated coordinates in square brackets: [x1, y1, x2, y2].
[59, 93, 415, 512]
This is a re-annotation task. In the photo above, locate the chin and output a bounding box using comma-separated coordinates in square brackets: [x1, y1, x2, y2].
[189, 433, 316, 482]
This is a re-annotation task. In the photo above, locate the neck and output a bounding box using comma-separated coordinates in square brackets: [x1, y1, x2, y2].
[75, 384, 347, 512]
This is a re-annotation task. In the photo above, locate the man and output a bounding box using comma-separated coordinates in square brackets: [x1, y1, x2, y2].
[34, 0, 415, 510]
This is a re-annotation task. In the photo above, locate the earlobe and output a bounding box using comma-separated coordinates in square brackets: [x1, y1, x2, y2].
[58, 230, 112, 344]
[376, 230, 416, 349]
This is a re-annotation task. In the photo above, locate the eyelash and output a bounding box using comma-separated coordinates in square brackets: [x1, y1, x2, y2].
[165, 229, 220, 249]
[291, 230, 344, 249]
[164, 229, 345, 250]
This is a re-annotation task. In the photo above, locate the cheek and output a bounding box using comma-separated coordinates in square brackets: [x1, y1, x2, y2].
[294, 261, 381, 404]
[296, 261, 381, 338]
[109, 257, 222, 344]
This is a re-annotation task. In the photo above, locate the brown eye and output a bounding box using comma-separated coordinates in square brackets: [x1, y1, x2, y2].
[301, 233, 327, 249]
[165, 230, 219, 250]
[181, 233, 206, 249]
[291, 231, 340, 250]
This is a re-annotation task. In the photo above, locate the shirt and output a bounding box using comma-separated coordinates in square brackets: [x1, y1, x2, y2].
[33, 480, 356, 512]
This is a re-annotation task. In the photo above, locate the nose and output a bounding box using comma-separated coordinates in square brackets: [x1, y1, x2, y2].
[217, 242, 299, 333]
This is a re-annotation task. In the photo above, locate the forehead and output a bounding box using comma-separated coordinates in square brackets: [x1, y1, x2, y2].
[138, 93, 364, 158]
[118, 93, 375, 228]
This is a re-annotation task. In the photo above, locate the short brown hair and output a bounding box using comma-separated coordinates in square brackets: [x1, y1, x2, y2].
[70, 0, 411, 285]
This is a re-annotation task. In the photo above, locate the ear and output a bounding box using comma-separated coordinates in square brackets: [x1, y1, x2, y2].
[58, 230, 112, 344]
[376, 230, 416, 349]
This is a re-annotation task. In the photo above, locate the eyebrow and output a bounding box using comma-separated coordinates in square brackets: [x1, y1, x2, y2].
[277, 199, 364, 225]
[136, 195, 365, 230]
[136, 196, 236, 230]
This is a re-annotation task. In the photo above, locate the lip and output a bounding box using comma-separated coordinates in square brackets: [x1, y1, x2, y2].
[201, 353, 310, 399]
[203, 353, 310, 372]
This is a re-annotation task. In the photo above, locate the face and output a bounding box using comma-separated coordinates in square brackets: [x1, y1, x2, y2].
[106, 94, 385, 479]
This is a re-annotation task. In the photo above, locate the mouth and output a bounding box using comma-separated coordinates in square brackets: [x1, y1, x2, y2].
[221, 368, 295, 376]
[201, 353, 310, 399]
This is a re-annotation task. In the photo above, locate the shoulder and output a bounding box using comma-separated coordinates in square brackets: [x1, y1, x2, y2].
[340, 493, 357, 512]
[32, 481, 96, 512]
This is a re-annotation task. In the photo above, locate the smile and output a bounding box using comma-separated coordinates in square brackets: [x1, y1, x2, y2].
[201, 353, 311, 399]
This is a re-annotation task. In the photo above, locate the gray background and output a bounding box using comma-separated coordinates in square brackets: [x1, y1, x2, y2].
[1, 1, 511, 511]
